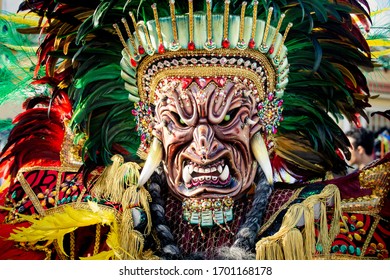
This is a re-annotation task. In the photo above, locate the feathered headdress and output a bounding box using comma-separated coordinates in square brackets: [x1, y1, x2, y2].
[0, 0, 376, 183]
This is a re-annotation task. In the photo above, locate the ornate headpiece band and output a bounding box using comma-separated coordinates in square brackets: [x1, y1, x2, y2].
[114, 0, 292, 104]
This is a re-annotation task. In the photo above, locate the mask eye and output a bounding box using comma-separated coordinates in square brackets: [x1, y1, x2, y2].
[170, 112, 187, 127]
[221, 108, 239, 126]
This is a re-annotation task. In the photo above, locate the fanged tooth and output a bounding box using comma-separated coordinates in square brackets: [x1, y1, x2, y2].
[199, 176, 205, 181]
[211, 167, 217, 172]
[205, 168, 210, 173]
[183, 165, 192, 183]
[138, 137, 163, 186]
[217, 165, 223, 173]
[188, 164, 194, 174]
[251, 132, 273, 185]
[199, 167, 205, 173]
[219, 165, 229, 181]
[212, 176, 218, 181]
[205, 176, 211, 180]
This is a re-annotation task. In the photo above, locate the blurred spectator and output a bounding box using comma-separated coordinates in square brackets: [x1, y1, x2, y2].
[345, 127, 375, 171]
[374, 127, 390, 160]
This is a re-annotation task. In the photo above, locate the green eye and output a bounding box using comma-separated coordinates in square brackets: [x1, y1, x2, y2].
[224, 115, 231, 122]
[180, 118, 185, 124]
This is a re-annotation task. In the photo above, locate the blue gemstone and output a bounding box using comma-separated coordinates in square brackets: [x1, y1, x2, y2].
[72, 195, 78, 202]
[316, 243, 323, 253]
[18, 206, 25, 213]
[340, 245, 347, 253]
[67, 197, 71, 203]
[348, 245, 355, 254]
[356, 247, 361, 256]
[61, 197, 67, 204]
[331, 245, 339, 253]
[350, 224, 356, 231]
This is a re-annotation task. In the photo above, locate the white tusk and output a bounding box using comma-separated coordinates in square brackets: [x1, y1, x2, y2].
[250, 132, 273, 185]
[138, 137, 163, 187]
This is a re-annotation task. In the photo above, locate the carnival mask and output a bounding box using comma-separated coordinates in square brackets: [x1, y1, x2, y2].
[153, 76, 261, 200]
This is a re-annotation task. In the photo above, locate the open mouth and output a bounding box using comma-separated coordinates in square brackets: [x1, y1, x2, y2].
[182, 159, 234, 190]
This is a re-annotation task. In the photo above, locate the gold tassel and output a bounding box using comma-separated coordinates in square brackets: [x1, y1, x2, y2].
[121, 185, 152, 235]
[256, 184, 343, 260]
[256, 203, 306, 260]
[301, 199, 315, 259]
[282, 228, 305, 260]
[91, 154, 125, 202]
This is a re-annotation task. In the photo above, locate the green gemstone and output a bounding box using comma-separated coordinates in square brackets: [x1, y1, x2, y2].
[11, 191, 17, 199]
[348, 245, 355, 254]
[340, 245, 347, 254]
[316, 243, 323, 253]
[356, 247, 361, 256]
[331, 245, 339, 253]
[72, 195, 78, 202]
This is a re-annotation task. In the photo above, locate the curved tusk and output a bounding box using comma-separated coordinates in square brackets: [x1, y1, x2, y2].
[250, 132, 273, 185]
[138, 137, 163, 186]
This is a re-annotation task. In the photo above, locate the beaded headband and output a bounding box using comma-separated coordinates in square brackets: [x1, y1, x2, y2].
[114, 0, 292, 156]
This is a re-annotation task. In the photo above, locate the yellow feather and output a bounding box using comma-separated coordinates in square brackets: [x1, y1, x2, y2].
[79, 250, 115, 260]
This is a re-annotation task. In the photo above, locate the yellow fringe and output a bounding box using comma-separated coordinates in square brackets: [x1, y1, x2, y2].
[91, 154, 125, 202]
[256, 184, 342, 260]
[121, 185, 152, 235]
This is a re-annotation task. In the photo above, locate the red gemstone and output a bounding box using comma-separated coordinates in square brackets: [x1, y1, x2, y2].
[222, 38, 230, 49]
[269, 44, 274, 54]
[130, 58, 137, 67]
[138, 45, 145, 55]
[248, 38, 255, 49]
[158, 43, 165, 54]
[187, 41, 195, 50]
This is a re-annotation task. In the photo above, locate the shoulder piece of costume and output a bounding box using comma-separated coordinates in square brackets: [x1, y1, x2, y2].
[0, 0, 389, 260]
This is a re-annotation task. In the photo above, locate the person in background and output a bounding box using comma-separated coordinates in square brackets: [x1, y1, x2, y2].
[346, 127, 375, 171]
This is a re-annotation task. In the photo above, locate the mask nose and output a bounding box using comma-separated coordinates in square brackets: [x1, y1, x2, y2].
[192, 124, 222, 162]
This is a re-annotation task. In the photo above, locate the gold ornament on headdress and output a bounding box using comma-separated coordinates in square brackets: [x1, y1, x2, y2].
[115, 0, 292, 157]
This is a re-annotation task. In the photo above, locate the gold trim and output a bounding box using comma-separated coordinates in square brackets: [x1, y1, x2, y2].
[121, 18, 137, 54]
[137, 48, 276, 103]
[93, 223, 102, 256]
[152, 4, 163, 47]
[113, 23, 134, 59]
[136, 21, 155, 54]
[262, 7, 273, 47]
[149, 67, 266, 104]
[206, 0, 212, 42]
[270, 14, 285, 47]
[238, 2, 247, 43]
[17, 172, 46, 217]
[129, 12, 143, 46]
[251, 1, 258, 40]
[169, 0, 179, 43]
[188, 0, 194, 43]
[276, 22, 292, 59]
[223, 0, 230, 40]
[54, 171, 63, 206]
[361, 215, 381, 258]
[44, 202, 120, 221]
[70, 231, 76, 260]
